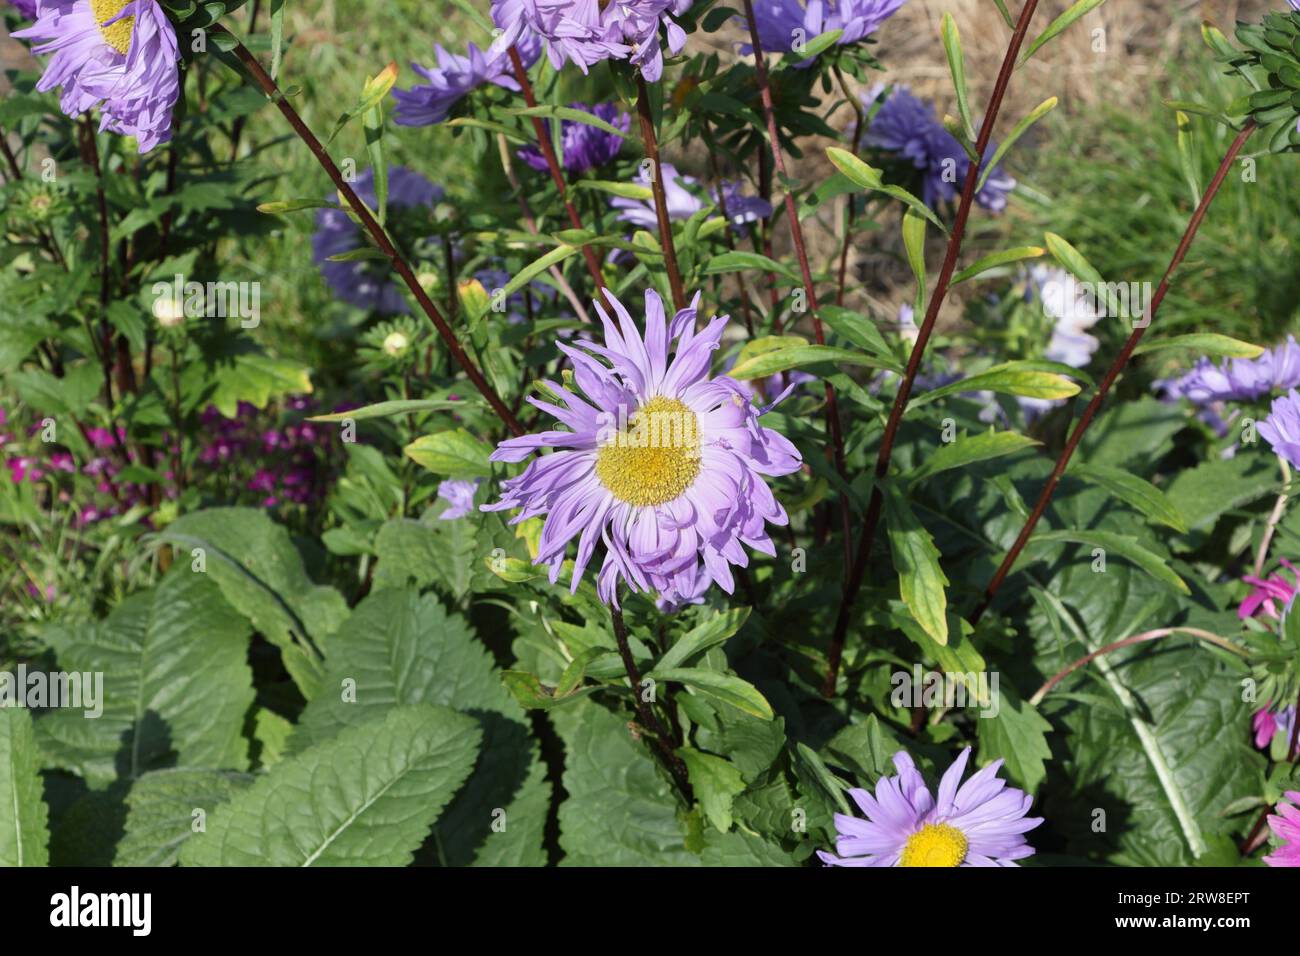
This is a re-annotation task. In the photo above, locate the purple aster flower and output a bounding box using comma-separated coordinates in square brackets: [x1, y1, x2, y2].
[1169, 336, 1300, 405]
[6, 0, 38, 17]
[611, 162, 707, 230]
[517, 102, 630, 174]
[312, 166, 441, 314]
[818, 747, 1043, 867]
[1260, 388, 1300, 470]
[482, 288, 802, 606]
[864, 85, 1015, 214]
[1265, 791, 1300, 867]
[437, 478, 480, 519]
[489, 0, 689, 83]
[743, 0, 906, 65]
[716, 179, 772, 231]
[15, 0, 180, 153]
[393, 24, 541, 127]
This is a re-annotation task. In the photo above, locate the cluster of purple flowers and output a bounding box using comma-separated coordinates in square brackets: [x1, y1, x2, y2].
[743, 0, 907, 64]
[14, 0, 180, 153]
[610, 162, 772, 232]
[863, 84, 1016, 213]
[489, 0, 692, 84]
[393, 13, 542, 127]
[197, 397, 343, 508]
[517, 102, 630, 175]
[312, 166, 442, 314]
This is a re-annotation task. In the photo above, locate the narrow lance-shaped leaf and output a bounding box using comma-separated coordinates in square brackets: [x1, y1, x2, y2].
[978, 98, 1058, 191]
[951, 246, 1047, 285]
[1019, 0, 1109, 66]
[902, 208, 927, 316]
[941, 13, 976, 141]
[1069, 462, 1188, 533]
[883, 486, 949, 645]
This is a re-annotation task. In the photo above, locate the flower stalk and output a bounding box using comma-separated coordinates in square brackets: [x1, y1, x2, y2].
[635, 75, 688, 312]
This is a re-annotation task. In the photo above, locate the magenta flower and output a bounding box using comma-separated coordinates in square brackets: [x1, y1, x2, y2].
[1260, 388, 1300, 470]
[1240, 559, 1298, 620]
[1253, 706, 1296, 751]
[482, 288, 801, 607]
[818, 747, 1043, 867]
[1265, 791, 1300, 867]
[15, 0, 180, 153]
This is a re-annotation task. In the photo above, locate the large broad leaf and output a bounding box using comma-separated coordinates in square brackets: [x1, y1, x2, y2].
[37, 571, 254, 787]
[1032, 570, 1263, 865]
[202, 340, 313, 419]
[292, 589, 549, 867]
[373, 516, 478, 600]
[1164, 452, 1279, 533]
[975, 685, 1053, 794]
[1070, 462, 1187, 533]
[0, 708, 49, 866]
[552, 700, 794, 866]
[1078, 396, 1186, 469]
[180, 705, 480, 866]
[153, 508, 348, 699]
[115, 769, 254, 867]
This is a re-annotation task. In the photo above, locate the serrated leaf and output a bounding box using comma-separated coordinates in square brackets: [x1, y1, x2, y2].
[976, 687, 1053, 793]
[115, 769, 254, 867]
[1024, 529, 1189, 594]
[36, 571, 254, 786]
[0, 708, 49, 867]
[677, 748, 747, 833]
[181, 705, 480, 866]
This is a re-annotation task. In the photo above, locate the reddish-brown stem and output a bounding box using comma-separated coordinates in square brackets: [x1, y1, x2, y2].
[610, 605, 694, 801]
[508, 47, 607, 296]
[822, 0, 1043, 697]
[741, 0, 852, 570]
[970, 119, 1257, 624]
[219, 30, 525, 436]
[635, 76, 687, 312]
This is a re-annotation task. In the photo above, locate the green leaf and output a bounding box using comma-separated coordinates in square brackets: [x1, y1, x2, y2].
[883, 486, 950, 645]
[291, 589, 549, 867]
[269, 0, 285, 80]
[1164, 453, 1279, 533]
[181, 705, 481, 866]
[789, 28, 844, 62]
[910, 360, 1081, 407]
[940, 13, 975, 141]
[1020, 0, 1109, 65]
[1070, 462, 1188, 533]
[951, 246, 1047, 285]
[36, 571, 254, 786]
[1023, 529, 1189, 594]
[728, 343, 891, 380]
[825, 148, 947, 233]
[702, 249, 798, 282]
[976, 686, 1053, 793]
[645, 668, 775, 720]
[404, 428, 493, 478]
[115, 769, 254, 867]
[574, 179, 654, 201]
[977, 98, 1058, 191]
[1175, 110, 1202, 207]
[1132, 333, 1265, 360]
[204, 345, 313, 419]
[901, 208, 927, 315]
[656, 607, 751, 672]
[504, 243, 581, 297]
[677, 748, 747, 833]
[908, 430, 1039, 482]
[256, 198, 337, 215]
[507, 104, 629, 137]
[0, 708, 49, 867]
[152, 508, 347, 700]
[818, 305, 898, 363]
[308, 397, 476, 422]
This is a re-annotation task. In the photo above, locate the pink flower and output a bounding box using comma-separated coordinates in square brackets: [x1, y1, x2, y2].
[1239, 559, 1299, 620]
[1264, 791, 1300, 867]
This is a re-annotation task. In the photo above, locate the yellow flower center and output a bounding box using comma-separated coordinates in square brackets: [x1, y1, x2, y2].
[595, 396, 701, 507]
[899, 823, 968, 867]
[90, 0, 135, 56]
